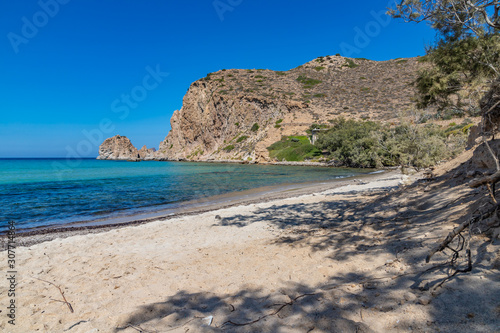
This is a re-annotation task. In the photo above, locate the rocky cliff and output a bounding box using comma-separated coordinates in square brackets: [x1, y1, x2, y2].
[98, 56, 425, 162]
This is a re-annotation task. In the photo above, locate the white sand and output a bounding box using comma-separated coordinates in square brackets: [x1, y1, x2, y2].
[1, 170, 499, 333]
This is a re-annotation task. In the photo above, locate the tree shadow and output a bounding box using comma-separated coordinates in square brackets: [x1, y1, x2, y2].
[114, 283, 375, 332]
[114, 265, 499, 332]
[115, 165, 499, 332]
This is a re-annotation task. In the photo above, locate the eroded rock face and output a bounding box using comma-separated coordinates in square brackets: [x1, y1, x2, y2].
[138, 145, 157, 160]
[470, 139, 500, 170]
[98, 56, 425, 163]
[97, 135, 141, 161]
[155, 56, 424, 163]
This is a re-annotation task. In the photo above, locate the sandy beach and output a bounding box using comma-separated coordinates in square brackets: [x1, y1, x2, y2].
[1, 166, 499, 333]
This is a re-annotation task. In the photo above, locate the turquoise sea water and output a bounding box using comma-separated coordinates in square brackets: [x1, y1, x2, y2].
[0, 159, 370, 233]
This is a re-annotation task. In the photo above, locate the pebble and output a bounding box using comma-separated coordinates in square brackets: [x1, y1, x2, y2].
[404, 292, 417, 302]
[418, 295, 432, 305]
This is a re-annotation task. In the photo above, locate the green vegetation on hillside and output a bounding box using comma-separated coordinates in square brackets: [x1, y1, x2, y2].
[267, 136, 322, 162]
[266, 118, 467, 168]
[345, 59, 359, 68]
[315, 118, 467, 168]
[236, 135, 248, 143]
[223, 145, 235, 152]
[296, 75, 322, 88]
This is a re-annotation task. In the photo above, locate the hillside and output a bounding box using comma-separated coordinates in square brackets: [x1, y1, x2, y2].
[99, 56, 425, 162]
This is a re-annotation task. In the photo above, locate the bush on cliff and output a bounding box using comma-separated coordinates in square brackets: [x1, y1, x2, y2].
[267, 136, 322, 162]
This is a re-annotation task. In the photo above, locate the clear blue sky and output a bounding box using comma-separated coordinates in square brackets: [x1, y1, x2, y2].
[0, 0, 435, 158]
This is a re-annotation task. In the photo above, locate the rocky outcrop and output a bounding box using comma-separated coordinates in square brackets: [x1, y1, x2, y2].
[155, 56, 424, 162]
[97, 135, 141, 161]
[98, 56, 426, 163]
[138, 145, 157, 160]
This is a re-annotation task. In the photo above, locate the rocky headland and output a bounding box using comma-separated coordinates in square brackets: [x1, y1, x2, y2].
[98, 55, 424, 162]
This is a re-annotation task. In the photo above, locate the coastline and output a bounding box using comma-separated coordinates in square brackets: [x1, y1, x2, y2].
[1, 163, 498, 333]
[0, 169, 403, 250]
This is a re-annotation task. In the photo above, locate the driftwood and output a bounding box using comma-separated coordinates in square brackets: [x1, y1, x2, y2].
[32, 277, 74, 313]
[426, 219, 472, 263]
[469, 170, 500, 188]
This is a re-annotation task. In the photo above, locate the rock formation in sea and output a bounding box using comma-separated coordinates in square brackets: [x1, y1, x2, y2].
[97, 135, 155, 161]
[98, 56, 425, 162]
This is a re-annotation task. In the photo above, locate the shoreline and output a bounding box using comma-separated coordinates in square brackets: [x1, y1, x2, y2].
[0, 169, 406, 250]
[1, 158, 498, 333]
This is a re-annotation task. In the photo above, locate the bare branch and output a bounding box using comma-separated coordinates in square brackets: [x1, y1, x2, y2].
[469, 170, 500, 187]
[32, 276, 74, 313]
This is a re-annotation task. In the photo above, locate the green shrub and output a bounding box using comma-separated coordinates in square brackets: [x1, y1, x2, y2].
[235, 122, 240, 127]
[314, 66, 325, 71]
[315, 118, 466, 169]
[438, 108, 467, 119]
[236, 135, 248, 143]
[445, 121, 475, 136]
[251, 123, 259, 132]
[315, 118, 380, 167]
[345, 59, 359, 68]
[461, 123, 475, 133]
[275, 119, 283, 125]
[296, 75, 322, 88]
[267, 136, 321, 161]
[417, 55, 429, 63]
[223, 145, 235, 152]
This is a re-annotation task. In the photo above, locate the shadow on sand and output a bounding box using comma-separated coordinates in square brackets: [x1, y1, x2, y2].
[116, 166, 500, 332]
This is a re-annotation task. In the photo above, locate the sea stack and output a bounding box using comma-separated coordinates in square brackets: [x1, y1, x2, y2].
[97, 135, 142, 161]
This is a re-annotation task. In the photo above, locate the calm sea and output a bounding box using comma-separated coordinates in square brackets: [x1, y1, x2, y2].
[0, 159, 370, 233]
